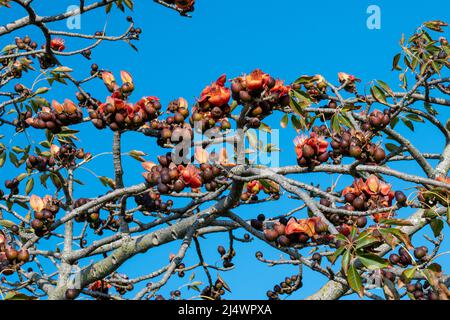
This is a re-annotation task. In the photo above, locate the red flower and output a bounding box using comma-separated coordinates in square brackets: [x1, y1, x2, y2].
[285, 218, 316, 237]
[294, 132, 328, 159]
[245, 69, 270, 91]
[270, 80, 291, 97]
[179, 165, 203, 189]
[88, 280, 111, 291]
[342, 175, 395, 222]
[199, 75, 231, 107]
[247, 180, 262, 194]
[50, 38, 65, 52]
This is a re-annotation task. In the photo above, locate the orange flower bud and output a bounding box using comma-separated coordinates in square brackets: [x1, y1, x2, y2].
[120, 70, 133, 85]
[245, 69, 270, 91]
[62, 99, 77, 114]
[52, 100, 64, 114]
[50, 38, 65, 52]
[199, 75, 231, 107]
[285, 218, 316, 237]
[30, 194, 44, 212]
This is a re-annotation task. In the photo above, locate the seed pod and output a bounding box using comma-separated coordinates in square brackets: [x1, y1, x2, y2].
[302, 144, 315, 159]
[31, 219, 44, 231]
[264, 229, 279, 242]
[173, 179, 185, 192]
[356, 216, 367, 228]
[277, 235, 291, 247]
[17, 249, 30, 262]
[239, 90, 252, 102]
[312, 253, 321, 262]
[5, 247, 18, 261]
[65, 288, 80, 300]
[414, 246, 428, 260]
[373, 148, 386, 162]
[395, 191, 407, 204]
[352, 197, 365, 211]
[250, 219, 263, 230]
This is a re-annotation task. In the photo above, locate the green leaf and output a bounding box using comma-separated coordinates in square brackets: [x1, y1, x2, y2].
[390, 116, 399, 129]
[401, 118, 414, 131]
[347, 263, 364, 298]
[9, 152, 19, 167]
[329, 246, 345, 264]
[34, 87, 50, 95]
[423, 20, 448, 32]
[129, 149, 146, 162]
[405, 113, 424, 123]
[291, 115, 304, 131]
[105, 2, 113, 13]
[384, 228, 414, 249]
[370, 86, 388, 105]
[50, 173, 62, 190]
[40, 174, 49, 188]
[289, 90, 311, 115]
[217, 274, 232, 292]
[1, 44, 17, 53]
[16, 173, 27, 182]
[378, 218, 413, 226]
[376, 80, 394, 97]
[246, 130, 258, 150]
[337, 113, 354, 129]
[258, 122, 272, 133]
[330, 114, 341, 133]
[25, 177, 34, 195]
[0, 151, 6, 168]
[123, 0, 133, 10]
[341, 249, 351, 274]
[280, 114, 288, 129]
[429, 219, 444, 237]
[401, 267, 417, 284]
[99, 176, 116, 189]
[392, 53, 402, 71]
[425, 103, 438, 116]
[356, 233, 380, 250]
[385, 143, 401, 153]
[357, 253, 389, 270]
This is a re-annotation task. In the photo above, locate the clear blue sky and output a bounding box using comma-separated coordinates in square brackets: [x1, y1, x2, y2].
[1, 0, 449, 299]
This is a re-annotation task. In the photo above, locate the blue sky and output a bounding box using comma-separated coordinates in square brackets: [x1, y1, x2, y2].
[1, 0, 449, 299]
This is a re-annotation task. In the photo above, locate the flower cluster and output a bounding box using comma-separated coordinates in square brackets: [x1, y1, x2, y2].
[26, 99, 83, 133]
[73, 198, 103, 230]
[142, 153, 224, 194]
[364, 109, 391, 131]
[294, 132, 329, 167]
[30, 194, 61, 237]
[262, 216, 332, 247]
[240, 180, 280, 202]
[0, 231, 30, 276]
[293, 74, 328, 101]
[338, 72, 361, 93]
[341, 175, 405, 222]
[231, 69, 291, 128]
[134, 191, 173, 213]
[190, 75, 232, 132]
[149, 97, 193, 147]
[88, 71, 162, 131]
[330, 128, 386, 164]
